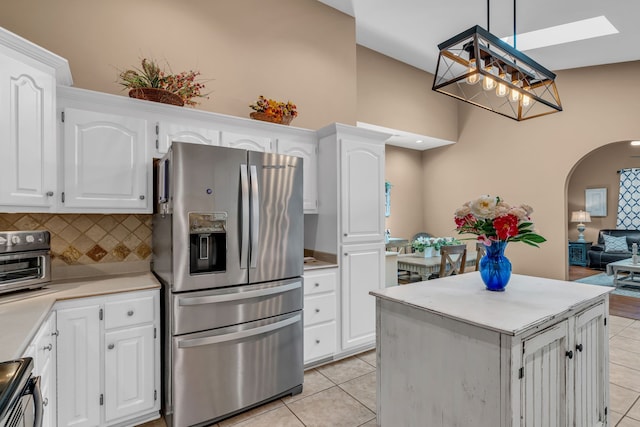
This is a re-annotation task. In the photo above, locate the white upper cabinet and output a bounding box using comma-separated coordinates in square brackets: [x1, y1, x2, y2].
[277, 138, 318, 213]
[0, 27, 71, 212]
[340, 138, 385, 244]
[221, 131, 273, 152]
[156, 121, 220, 155]
[61, 107, 150, 212]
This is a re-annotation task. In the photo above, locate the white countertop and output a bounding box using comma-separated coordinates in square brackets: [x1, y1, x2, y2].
[370, 272, 612, 336]
[0, 272, 161, 361]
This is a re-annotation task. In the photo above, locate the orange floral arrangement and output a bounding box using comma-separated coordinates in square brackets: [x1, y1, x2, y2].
[249, 96, 298, 121]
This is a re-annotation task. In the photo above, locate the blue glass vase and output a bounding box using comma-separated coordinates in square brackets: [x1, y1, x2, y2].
[479, 241, 512, 291]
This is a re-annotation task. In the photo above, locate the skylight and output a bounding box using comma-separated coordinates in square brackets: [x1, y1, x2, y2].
[501, 16, 618, 51]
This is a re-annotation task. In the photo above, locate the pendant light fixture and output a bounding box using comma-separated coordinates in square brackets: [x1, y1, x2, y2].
[432, 0, 562, 121]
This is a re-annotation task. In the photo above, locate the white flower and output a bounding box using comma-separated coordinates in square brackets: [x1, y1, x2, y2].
[470, 195, 497, 219]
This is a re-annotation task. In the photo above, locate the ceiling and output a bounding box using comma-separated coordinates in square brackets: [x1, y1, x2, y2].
[318, 0, 640, 73]
[318, 0, 640, 150]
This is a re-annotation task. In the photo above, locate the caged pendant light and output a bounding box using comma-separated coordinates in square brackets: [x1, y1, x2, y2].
[432, 0, 562, 121]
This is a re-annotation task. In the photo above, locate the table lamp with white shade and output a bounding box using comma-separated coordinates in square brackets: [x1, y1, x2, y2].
[571, 210, 592, 242]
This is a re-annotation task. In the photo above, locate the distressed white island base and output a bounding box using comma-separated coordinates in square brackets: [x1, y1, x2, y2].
[370, 272, 612, 427]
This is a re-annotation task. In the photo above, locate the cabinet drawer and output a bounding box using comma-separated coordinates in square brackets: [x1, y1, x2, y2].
[304, 322, 336, 362]
[304, 293, 336, 327]
[303, 270, 337, 295]
[105, 294, 154, 329]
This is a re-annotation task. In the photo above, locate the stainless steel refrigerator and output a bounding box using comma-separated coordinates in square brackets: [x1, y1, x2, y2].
[152, 142, 304, 427]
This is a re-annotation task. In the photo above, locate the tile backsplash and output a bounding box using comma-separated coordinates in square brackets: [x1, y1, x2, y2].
[0, 214, 152, 267]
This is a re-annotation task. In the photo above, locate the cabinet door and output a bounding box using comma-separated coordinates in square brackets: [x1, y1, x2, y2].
[277, 138, 318, 213]
[221, 131, 273, 152]
[157, 121, 220, 154]
[57, 305, 101, 427]
[33, 312, 56, 427]
[574, 303, 607, 427]
[340, 242, 385, 351]
[63, 108, 149, 211]
[0, 55, 56, 209]
[104, 324, 155, 422]
[521, 320, 569, 427]
[340, 139, 385, 244]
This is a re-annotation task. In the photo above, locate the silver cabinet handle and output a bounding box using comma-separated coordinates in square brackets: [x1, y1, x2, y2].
[46, 191, 54, 197]
[178, 314, 301, 348]
[179, 281, 301, 305]
[43, 344, 52, 351]
[108, 343, 115, 350]
[127, 310, 134, 316]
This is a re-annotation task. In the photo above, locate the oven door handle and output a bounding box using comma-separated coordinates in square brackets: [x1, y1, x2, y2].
[177, 313, 300, 348]
[28, 375, 44, 427]
[178, 281, 301, 306]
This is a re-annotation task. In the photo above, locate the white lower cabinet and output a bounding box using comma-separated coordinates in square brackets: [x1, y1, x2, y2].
[22, 311, 57, 427]
[520, 302, 607, 427]
[341, 243, 385, 351]
[374, 276, 609, 427]
[303, 268, 337, 364]
[56, 289, 160, 427]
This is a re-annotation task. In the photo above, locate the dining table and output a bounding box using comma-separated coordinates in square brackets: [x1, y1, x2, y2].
[397, 250, 477, 281]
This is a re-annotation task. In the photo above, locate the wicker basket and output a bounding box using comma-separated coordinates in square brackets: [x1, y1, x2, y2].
[250, 111, 294, 126]
[129, 88, 184, 107]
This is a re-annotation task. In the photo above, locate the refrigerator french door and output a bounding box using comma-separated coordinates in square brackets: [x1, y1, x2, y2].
[152, 142, 304, 427]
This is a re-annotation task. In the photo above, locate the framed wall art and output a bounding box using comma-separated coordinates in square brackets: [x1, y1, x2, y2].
[585, 188, 607, 217]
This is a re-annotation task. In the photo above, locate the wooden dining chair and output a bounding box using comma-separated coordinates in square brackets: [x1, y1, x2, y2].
[475, 242, 486, 271]
[428, 244, 467, 279]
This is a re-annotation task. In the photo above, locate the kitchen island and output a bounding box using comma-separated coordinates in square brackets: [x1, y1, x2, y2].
[370, 272, 612, 427]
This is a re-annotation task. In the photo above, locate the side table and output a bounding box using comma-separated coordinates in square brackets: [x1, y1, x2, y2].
[568, 241, 592, 266]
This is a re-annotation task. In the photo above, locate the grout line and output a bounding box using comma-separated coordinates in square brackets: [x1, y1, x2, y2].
[617, 394, 640, 426]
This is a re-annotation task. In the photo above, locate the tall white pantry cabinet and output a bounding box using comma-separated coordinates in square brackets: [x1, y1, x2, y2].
[371, 273, 611, 427]
[313, 124, 390, 354]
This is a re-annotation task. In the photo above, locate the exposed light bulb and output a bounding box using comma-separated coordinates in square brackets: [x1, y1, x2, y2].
[630, 140, 640, 146]
[482, 75, 495, 91]
[522, 95, 531, 107]
[509, 89, 520, 103]
[465, 58, 480, 85]
[496, 73, 508, 98]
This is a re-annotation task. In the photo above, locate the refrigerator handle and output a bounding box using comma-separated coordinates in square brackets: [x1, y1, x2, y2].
[250, 165, 260, 268]
[240, 164, 250, 269]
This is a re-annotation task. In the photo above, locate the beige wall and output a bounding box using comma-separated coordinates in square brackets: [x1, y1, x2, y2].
[0, 0, 356, 129]
[568, 142, 640, 243]
[356, 45, 458, 141]
[422, 61, 640, 280]
[384, 146, 425, 240]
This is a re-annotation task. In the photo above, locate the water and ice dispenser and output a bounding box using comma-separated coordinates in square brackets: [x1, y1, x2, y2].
[189, 212, 227, 274]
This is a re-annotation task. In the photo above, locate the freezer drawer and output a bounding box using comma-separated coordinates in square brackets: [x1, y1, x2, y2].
[172, 278, 303, 335]
[171, 311, 303, 427]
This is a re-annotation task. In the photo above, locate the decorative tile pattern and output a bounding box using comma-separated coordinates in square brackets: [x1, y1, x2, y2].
[0, 213, 152, 266]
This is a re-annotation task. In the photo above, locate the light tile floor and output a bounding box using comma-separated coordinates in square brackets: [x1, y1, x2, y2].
[142, 315, 640, 427]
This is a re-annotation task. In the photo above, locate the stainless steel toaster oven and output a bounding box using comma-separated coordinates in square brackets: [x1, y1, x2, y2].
[0, 231, 50, 295]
